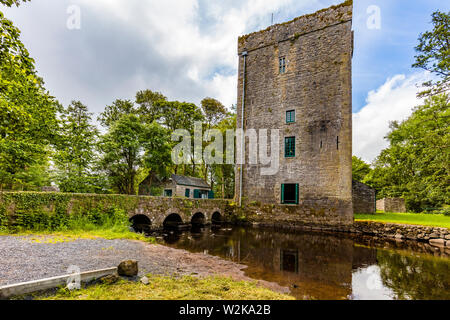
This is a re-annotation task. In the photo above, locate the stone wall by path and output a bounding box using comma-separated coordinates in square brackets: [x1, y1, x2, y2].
[352, 181, 376, 214]
[376, 198, 406, 213]
[0, 192, 231, 231]
[352, 221, 449, 248]
[249, 220, 449, 249]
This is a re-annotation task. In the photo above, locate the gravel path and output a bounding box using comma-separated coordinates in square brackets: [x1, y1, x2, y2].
[0, 235, 287, 293]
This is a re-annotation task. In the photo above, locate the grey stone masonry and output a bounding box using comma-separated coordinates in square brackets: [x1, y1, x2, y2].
[235, 1, 354, 226]
[352, 180, 376, 214]
[377, 198, 406, 213]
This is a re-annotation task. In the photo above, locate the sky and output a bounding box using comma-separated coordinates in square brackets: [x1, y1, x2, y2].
[2, 0, 449, 163]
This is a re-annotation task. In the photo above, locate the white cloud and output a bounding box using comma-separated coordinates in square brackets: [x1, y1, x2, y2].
[353, 72, 428, 163]
[75, 0, 312, 108]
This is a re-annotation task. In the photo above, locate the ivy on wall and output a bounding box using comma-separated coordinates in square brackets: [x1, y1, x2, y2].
[0, 192, 141, 232]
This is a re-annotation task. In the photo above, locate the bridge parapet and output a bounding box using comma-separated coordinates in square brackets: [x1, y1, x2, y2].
[0, 192, 232, 231]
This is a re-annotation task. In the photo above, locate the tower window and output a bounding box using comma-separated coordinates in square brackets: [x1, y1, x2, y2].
[286, 110, 295, 123]
[279, 57, 286, 74]
[285, 137, 296, 158]
[281, 184, 299, 205]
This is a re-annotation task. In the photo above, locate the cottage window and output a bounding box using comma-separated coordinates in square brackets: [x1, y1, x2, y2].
[185, 189, 190, 198]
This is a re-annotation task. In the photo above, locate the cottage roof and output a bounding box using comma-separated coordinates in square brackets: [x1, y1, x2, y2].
[171, 174, 210, 189]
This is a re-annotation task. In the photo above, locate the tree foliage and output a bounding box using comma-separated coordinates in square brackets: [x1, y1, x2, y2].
[98, 113, 172, 195]
[135, 89, 166, 124]
[0, 9, 58, 190]
[352, 156, 372, 183]
[365, 95, 450, 212]
[201, 97, 228, 127]
[98, 99, 136, 128]
[413, 10, 450, 97]
[0, 0, 29, 7]
[54, 101, 99, 193]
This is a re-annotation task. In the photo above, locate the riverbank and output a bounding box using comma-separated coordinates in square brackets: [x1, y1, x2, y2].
[355, 212, 450, 229]
[0, 229, 154, 243]
[32, 275, 293, 300]
[0, 234, 291, 298]
[250, 219, 450, 250]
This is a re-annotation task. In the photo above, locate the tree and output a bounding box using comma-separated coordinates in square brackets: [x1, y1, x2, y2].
[0, 9, 58, 190]
[155, 100, 204, 175]
[135, 89, 167, 124]
[352, 156, 372, 183]
[54, 101, 98, 193]
[141, 121, 172, 191]
[98, 99, 137, 128]
[211, 113, 236, 199]
[365, 94, 450, 212]
[98, 114, 145, 195]
[413, 10, 450, 97]
[201, 98, 228, 127]
[0, 0, 30, 7]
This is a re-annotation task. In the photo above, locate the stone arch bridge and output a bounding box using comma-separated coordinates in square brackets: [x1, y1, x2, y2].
[0, 192, 232, 232]
[128, 197, 231, 232]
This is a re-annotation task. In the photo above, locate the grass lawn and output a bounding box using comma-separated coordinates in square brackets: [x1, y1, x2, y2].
[36, 275, 294, 300]
[355, 212, 450, 229]
[0, 228, 156, 243]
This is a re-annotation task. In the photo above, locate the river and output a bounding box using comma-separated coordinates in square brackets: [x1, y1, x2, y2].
[157, 226, 450, 300]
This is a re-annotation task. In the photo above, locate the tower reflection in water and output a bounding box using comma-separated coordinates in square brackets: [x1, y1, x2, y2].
[160, 226, 450, 300]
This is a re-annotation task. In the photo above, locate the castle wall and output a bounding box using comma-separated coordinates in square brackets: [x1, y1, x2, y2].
[352, 180, 376, 214]
[235, 2, 354, 226]
[376, 198, 407, 213]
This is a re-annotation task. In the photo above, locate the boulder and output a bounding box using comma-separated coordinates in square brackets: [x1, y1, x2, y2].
[141, 276, 150, 285]
[100, 274, 120, 285]
[118, 260, 138, 277]
[429, 239, 446, 248]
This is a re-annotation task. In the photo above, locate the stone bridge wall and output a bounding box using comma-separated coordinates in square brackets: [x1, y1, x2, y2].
[0, 192, 231, 230]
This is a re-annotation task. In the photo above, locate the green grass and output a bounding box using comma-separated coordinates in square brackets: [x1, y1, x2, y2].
[0, 228, 156, 243]
[355, 212, 450, 229]
[0, 206, 155, 243]
[37, 275, 294, 300]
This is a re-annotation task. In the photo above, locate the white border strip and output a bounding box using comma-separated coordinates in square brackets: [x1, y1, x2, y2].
[0, 267, 117, 299]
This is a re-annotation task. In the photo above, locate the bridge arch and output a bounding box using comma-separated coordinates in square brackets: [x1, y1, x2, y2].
[163, 213, 183, 229]
[191, 212, 206, 226]
[211, 211, 222, 225]
[129, 214, 152, 233]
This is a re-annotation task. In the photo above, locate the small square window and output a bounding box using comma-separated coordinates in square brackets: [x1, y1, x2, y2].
[286, 110, 295, 123]
[279, 57, 286, 74]
[285, 137, 296, 158]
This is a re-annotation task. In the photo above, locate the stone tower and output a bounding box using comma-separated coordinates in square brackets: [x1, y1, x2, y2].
[235, 1, 354, 226]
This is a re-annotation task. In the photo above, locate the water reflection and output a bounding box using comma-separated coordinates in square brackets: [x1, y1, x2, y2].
[159, 226, 450, 300]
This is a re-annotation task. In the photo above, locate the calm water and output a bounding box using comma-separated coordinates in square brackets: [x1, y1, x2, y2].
[158, 226, 450, 300]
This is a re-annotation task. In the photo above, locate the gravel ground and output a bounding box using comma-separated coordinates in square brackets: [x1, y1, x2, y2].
[0, 235, 287, 293]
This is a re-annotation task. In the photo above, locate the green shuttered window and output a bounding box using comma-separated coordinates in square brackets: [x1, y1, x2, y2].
[285, 137, 295, 158]
[286, 110, 295, 123]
